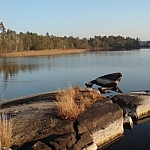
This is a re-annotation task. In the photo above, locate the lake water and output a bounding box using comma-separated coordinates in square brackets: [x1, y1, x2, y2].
[0, 49, 150, 149]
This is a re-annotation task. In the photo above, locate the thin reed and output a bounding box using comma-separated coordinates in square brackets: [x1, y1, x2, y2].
[0, 113, 12, 149]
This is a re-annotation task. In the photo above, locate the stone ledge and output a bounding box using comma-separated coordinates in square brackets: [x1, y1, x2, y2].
[5, 91, 150, 149]
[112, 94, 150, 120]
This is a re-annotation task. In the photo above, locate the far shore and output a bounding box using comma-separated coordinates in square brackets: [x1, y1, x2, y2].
[0, 49, 88, 57]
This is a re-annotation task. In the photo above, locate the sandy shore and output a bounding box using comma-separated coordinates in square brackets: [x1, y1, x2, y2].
[0, 49, 87, 57]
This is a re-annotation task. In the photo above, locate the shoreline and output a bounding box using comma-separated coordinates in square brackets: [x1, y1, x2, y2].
[0, 49, 87, 58]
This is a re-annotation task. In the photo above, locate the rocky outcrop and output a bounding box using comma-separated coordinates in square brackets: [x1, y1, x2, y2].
[5, 95, 124, 150]
[112, 94, 150, 120]
[2, 89, 150, 150]
[41, 98, 123, 150]
[77, 98, 124, 149]
[7, 90, 150, 149]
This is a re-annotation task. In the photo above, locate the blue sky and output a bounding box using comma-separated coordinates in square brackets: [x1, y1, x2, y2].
[1, 0, 150, 40]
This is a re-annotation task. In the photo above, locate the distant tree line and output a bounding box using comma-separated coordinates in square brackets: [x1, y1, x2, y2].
[0, 22, 140, 53]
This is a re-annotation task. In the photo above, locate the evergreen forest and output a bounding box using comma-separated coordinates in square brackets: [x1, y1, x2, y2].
[0, 22, 140, 53]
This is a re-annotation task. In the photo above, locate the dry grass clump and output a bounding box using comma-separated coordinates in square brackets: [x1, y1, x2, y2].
[0, 113, 12, 149]
[56, 86, 103, 121]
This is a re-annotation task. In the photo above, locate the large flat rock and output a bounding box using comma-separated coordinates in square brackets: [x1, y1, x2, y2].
[77, 98, 124, 149]
[1, 92, 124, 150]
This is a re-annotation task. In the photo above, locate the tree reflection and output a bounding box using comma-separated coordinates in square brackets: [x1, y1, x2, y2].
[0, 58, 40, 82]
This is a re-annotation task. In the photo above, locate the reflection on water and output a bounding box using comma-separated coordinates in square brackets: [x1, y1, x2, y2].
[0, 49, 150, 99]
[0, 58, 40, 82]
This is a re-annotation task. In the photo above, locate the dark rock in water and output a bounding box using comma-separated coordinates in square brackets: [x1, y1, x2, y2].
[129, 90, 150, 95]
[98, 86, 122, 94]
[123, 115, 133, 129]
[85, 72, 123, 93]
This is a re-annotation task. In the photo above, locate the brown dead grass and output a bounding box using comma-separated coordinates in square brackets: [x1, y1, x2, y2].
[0, 113, 12, 148]
[56, 86, 104, 121]
[1, 49, 87, 57]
